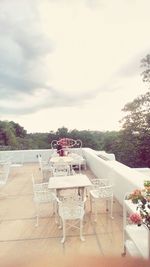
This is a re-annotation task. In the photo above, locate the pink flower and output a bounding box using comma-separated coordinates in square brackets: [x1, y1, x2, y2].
[129, 213, 142, 225]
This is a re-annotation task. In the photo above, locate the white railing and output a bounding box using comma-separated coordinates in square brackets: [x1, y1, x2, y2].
[83, 148, 149, 205]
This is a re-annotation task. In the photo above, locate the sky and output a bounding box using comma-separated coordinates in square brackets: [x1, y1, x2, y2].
[0, 0, 149, 133]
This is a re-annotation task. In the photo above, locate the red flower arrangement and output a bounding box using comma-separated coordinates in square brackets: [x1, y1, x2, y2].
[127, 181, 150, 230]
[129, 213, 142, 226]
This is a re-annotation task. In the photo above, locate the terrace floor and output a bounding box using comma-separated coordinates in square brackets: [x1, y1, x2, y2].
[0, 163, 124, 266]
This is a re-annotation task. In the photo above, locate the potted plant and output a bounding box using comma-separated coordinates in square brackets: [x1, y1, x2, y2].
[128, 189, 143, 204]
[128, 182, 150, 230]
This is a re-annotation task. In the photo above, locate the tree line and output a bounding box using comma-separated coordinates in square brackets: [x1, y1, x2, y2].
[0, 55, 150, 168]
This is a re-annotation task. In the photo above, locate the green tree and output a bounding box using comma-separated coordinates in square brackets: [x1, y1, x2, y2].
[0, 120, 18, 148]
[101, 131, 120, 152]
[141, 54, 150, 85]
[10, 121, 27, 137]
[27, 133, 50, 149]
[77, 130, 99, 149]
[56, 127, 69, 139]
[117, 54, 150, 167]
[47, 131, 57, 148]
[121, 92, 150, 134]
[118, 93, 150, 167]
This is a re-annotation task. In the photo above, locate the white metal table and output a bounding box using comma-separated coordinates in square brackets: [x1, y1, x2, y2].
[48, 174, 92, 230]
[48, 174, 92, 197]
[48, 174, 91, 220]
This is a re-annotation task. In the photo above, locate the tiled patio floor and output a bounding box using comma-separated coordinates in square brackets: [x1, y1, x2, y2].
[0, 163, 123, 265]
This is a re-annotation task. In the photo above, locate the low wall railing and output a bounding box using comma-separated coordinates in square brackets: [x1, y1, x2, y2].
[0, 148, 149, 206]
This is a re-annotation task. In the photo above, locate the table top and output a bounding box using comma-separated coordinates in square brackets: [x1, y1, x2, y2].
[48, 174, 92, 190]
[50, 156, 73, 164]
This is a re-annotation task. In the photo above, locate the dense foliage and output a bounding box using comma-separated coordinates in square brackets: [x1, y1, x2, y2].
[0, 122, 149, 168]
[115, 54, 150, 167]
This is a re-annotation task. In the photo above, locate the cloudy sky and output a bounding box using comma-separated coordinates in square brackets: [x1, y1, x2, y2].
[0, 0, 149, 133]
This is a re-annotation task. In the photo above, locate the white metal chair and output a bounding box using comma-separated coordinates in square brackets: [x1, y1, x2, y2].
[52, 162, 70, 177]
[90, 178, 114, 222]
[0, 161, 11, 198]
[32, 174, 56, 226]
[0, 161, 11, 185]
[70, 153, 86, 172]
[56, 195, 86, 243]
[37, 154, 52, 180]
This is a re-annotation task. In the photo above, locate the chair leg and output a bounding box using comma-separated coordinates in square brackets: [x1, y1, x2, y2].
[35, 203, 39, 227]
[53, 201, 59, 225]
[90, 196, 97, 222]
[110, 197, 114, 219]
[90, 195, 93, 212]
[35, 215, 39, 227]
[106, 198, 114, 219]
[79, 164, 81, 173]
[94, 200, 97, 222]
[58, 216, 62, 229]
[80, 219, 85, 241]
[61, 220, 66, 243]
[106, 199, 109, 211]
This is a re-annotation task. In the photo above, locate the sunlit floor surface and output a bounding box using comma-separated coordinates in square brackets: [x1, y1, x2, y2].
[0, 163, 123, 265]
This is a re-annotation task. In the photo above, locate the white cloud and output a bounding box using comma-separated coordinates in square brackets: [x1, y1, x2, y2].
[0, 0, 150, 132]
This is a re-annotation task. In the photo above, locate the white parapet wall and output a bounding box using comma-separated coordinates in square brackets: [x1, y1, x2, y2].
[132, 168, 150, 177]
[93, 150, 116, 160]
[83, 148, 149, 206]
[0, 147, 149, 207]
[0, 149, 53, 163]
